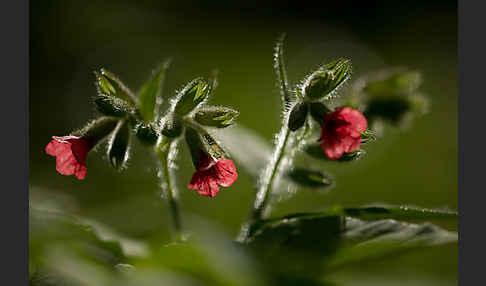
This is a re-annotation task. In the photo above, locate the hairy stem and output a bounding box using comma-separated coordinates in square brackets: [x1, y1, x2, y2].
[155, 136, 182, 241]
[238, 121, 292, 241]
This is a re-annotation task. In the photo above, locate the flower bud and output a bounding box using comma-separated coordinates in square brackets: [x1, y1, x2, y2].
[309, 102, 331, 125]
[303, 58, 352, 100]
[185, 125, 226, 167]
[174, 78, 210, 115]
[94, 94, 133, 117]
[161, 113, 183, 138]
[194, 106, 239, 128]
[95, 69, 135, 105]
[107, 120, 130, 170]
[287, 102, 308, 131]
[135, 122, 159, 145]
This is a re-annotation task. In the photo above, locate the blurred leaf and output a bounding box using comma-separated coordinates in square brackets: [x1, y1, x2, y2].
[107, 120, 130, 170]
[194, 106, 239, 128]
[29, 207, 125, 275]
[303, 58, 352, 100]
[288, 102, 309, 131]
[363, 70, 422, 97]
[94, 94, 133, 117]
[212, 125, 272, 178]
[247, 206, 457, 279]
[286, 168, 333, 189]
[137, 60, 170, 122]
[326, 217, 457, 269]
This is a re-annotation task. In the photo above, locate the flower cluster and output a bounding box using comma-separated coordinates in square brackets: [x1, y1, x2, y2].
[45, 65, 239, 198]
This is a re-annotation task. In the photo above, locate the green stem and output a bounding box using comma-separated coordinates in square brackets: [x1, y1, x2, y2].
[238, 122, 292, 241]
[155, 136, 182, 241]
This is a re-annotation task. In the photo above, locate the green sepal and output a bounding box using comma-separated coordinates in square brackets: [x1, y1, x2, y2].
[194, 106, 239, 128]
[107, 120, 130, 170]
[94, 94, 133, 117]
[95, 69, 135, 105]
[287, 102, 308, 131]
[309, 102, 331, 125]
[174, 78, 210, 116]
[303, 58, 352, 100]
[160, 113, 183, 138]
[135, 122, 159, 145]
[72, 117, 119, 146]
[184, 125, 226, 167]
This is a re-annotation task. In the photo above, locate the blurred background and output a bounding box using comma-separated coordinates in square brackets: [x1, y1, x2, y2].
[30, 1, 457, 285]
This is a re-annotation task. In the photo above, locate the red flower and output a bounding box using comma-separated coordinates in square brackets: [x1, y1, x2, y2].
[45, 136, 94, 180]
[188, 153, 238, 197]
[318, 107, 367, 160]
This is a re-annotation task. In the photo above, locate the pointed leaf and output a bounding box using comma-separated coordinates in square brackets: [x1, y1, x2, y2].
[107, 120, 130, 170]
[137, 60, 170, 122]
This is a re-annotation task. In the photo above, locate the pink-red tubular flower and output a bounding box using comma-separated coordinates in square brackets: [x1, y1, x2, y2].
[45, 136, 94, 180]
[318, 107, 367, 160]
[188, 153, 238, 197]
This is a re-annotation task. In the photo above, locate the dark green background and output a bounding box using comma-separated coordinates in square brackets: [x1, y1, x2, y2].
[30, 1, 457, 285]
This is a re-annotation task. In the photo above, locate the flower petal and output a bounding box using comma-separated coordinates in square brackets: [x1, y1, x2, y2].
[214, 159, 238, 187]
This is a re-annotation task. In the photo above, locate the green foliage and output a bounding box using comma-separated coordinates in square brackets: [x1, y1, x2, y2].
[246, 206, 457, 280]
[107, 120, 130, 170]
[137, 60, 170, 122]
[194, 106, 239, 128]
[303, 58, 352, 100]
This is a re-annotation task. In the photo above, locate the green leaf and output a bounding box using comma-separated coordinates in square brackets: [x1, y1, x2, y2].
[137, 60, 170, 122]
[96, 69, 136, 104]
[29, 207, 125, 280]
[287, 101, 308, 131]
[94, 94, 133, 117]
[174, 78, 210, 116]
[107, 120, 130, 170]
[303, 58, 352, 100]
[286, 168, 333, 189]
[247, 206, 457, 278]
[327, 217, 457, 269]
[194, 106, 239, 128]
